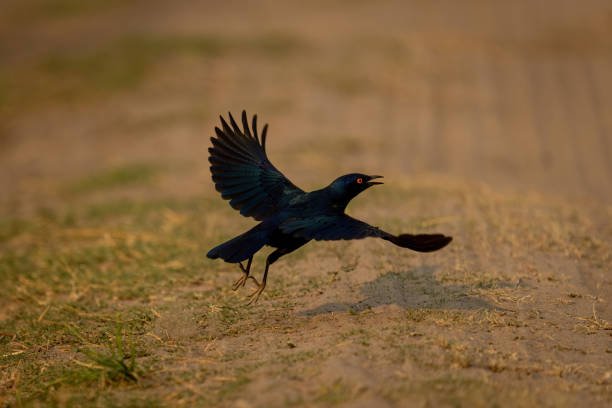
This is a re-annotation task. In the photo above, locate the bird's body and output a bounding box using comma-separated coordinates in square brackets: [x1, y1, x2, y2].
[207, 111, 452, 303]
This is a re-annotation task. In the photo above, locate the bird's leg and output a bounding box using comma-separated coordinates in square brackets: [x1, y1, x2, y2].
[246, 259, 269, 305]
[246, 249, 284, 305]
[232, 257, 252, 291]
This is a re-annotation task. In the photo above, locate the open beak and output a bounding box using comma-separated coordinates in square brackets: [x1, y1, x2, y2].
[366, 175, 384, 186]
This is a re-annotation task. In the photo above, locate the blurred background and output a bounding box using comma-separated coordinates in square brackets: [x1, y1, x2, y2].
[1, 0, 611, 215]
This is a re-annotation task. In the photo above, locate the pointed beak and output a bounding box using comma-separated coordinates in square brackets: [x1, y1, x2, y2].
[366, 175, 384, 186]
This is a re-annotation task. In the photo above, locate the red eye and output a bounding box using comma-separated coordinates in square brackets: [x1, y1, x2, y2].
[356, 178, 363, 184]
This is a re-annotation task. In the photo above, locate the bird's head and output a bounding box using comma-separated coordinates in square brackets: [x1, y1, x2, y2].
[328, 173, 383, 208]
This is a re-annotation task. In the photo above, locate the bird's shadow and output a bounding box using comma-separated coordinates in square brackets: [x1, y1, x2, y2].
[298, 265, 507, 316]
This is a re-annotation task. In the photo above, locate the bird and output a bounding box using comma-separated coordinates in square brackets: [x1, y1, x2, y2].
[206, 111, 452, 304]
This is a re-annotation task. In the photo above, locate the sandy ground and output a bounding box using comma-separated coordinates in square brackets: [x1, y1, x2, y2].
[0, 0, 611, 407]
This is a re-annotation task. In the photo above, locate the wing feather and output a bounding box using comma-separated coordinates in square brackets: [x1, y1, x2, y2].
[280, 215, 387, 241]
[209, 111, 304, 220]
[280, 215, 452, 252]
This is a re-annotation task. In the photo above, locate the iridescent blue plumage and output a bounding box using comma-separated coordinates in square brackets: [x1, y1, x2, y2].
[207, 111, 452, 304]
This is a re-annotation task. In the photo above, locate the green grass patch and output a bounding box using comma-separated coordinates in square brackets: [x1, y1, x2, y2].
[0, 217, 34, 242]
[11, 0, 138, 20]
[39, 36, 224, 95]
[0, 32, 307, 116]
[0, 192, 243, 406]
[66, 318, 139, 383]
[1, 308, 155, 406]
[38, 32, 304, 87]
[65, 162, 162, 195]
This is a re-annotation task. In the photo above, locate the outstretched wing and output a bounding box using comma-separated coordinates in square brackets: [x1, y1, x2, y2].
[280, 215, 452, 253]
[209, 111, 304, 220]
[280, 215, 384, 241]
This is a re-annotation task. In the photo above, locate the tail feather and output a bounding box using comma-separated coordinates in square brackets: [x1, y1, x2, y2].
[386, 233, 452, 252]
[207, 224, 271, 263]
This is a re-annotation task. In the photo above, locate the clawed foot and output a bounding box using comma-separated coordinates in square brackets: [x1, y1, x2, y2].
[232, 261, 252, 291]
[229, 257, 268, 305]
[246, 280, 266, 306]
[232, 272, 248, 291]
